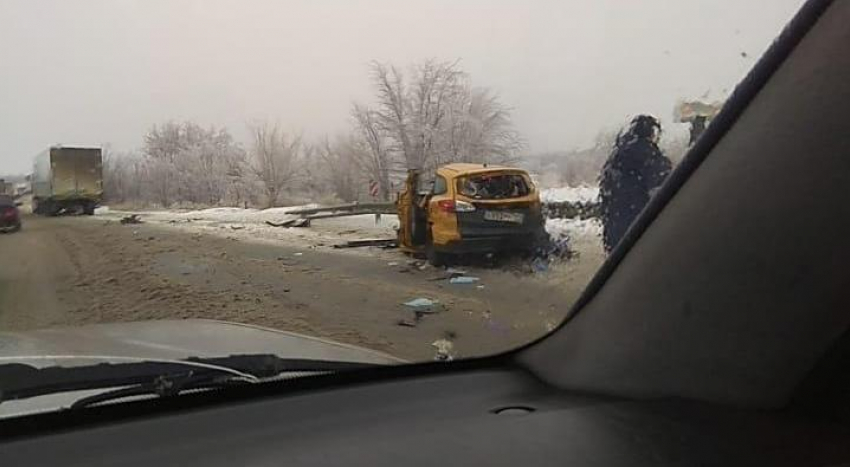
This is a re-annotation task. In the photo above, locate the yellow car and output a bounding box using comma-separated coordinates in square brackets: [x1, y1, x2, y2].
[397, 163, 545, 265]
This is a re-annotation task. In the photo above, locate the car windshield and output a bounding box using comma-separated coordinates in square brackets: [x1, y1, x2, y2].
[0, 0, 806, 415]
[457, 174, 531, 200]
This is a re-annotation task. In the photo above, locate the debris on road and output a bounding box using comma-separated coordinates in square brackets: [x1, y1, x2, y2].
[403, 297, 439, 310]
[229, 225, 245, 230]
[430, 268, 480, 285]
[333, 238, 397, 249]
[119, 214, 143, 225]
[432, 338, 455, 361]
[293, 252, 304, 257]
[398, 297, 444, 327]
[265, 218, 311, 228]
[531, 258, 550, 273]
[396, 319, 418, 328]
[449, 276, 480, 285]
[387, 261, 399, 267]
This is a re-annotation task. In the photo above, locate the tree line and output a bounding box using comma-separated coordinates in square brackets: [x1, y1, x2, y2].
[104, 59, 524, 208]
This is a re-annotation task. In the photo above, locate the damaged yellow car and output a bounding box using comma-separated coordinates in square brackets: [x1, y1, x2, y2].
[397, 163, 546, 265]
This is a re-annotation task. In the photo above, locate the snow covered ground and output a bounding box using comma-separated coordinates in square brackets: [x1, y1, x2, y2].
[93, 195, 602, 258]
[93, 205, 400, 254]
[545, 217, 602, 239]
[540, 185, 599, 204]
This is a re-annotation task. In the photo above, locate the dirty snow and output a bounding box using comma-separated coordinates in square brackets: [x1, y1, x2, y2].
[93, 205, 399, 255]
[545, 217, 602, 239]
[540, 185, 599, 204]
[158, 205, 320, 224]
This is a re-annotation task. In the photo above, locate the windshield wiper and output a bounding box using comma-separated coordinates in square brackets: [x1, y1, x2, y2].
[0, 354, 382, 405]
[69, 370, 255, 409]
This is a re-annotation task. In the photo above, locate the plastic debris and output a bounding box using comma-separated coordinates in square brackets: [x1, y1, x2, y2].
[449, 276, 480, 285]
[120, 214, 143, 225]
[476, 285, 486, 290]
[265, 218, 310, 228]
[432, 339, 455, 361]
[429, 268, 469, 281]
[293, 252, 304, 257]
[387, 261, 399, 267]
[403, 298, 439, 309]
[334, 238, 397, 249]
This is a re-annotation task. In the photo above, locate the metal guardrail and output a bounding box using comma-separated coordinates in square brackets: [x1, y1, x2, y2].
[288, 201, 600, 221]
[287, 202, 398, 218]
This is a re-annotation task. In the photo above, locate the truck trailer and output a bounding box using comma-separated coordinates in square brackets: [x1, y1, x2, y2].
[32, 146, 103, 215]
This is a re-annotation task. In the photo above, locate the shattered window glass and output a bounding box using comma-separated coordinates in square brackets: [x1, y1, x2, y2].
[457, 174, 530, 200]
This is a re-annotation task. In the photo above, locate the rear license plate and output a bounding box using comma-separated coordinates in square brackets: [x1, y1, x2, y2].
[483, 211, 524, 224]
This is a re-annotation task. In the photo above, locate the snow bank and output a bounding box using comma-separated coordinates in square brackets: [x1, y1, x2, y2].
[541, 185, 599, 204]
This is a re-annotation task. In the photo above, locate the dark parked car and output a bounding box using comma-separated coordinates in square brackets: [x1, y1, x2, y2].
[0, 195, 22, 233]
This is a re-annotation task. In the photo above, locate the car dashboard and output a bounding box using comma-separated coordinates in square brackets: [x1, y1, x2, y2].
[1, 366, 847, 467]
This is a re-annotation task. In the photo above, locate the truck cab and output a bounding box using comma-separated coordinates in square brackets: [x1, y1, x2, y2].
[397, 164, 545, 265]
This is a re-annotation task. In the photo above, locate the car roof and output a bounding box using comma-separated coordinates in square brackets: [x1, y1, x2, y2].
[438, 163, 527, 176]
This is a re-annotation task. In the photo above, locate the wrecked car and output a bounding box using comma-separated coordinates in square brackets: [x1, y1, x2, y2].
[397, 163, 545, 265]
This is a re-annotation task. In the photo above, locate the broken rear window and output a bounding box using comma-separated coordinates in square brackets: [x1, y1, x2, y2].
[457, 174, 531, 200]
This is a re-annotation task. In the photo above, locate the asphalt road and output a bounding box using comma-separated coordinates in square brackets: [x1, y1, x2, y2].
[0, 214, 602, 361]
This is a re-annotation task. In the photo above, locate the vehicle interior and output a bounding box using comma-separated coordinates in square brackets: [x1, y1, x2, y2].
[1, 0, 849, 465]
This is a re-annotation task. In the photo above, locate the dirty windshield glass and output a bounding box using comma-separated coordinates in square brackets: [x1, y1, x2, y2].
[0, 0, 806, 414]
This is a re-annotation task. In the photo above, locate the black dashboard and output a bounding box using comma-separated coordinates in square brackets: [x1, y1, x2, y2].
[2, 366, 848, 466]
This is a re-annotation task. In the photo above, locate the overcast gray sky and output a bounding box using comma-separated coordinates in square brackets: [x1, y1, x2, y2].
[1, 0, 804, 173]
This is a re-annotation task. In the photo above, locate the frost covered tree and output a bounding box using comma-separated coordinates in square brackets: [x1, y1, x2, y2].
[101, 122, 248, 207]
[351, 104, 393, 200]
[250, 123, 302, 207]
[355, 59, 524, 175]
[315, 136, 359, 202]
[146, 122, 245, 206]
